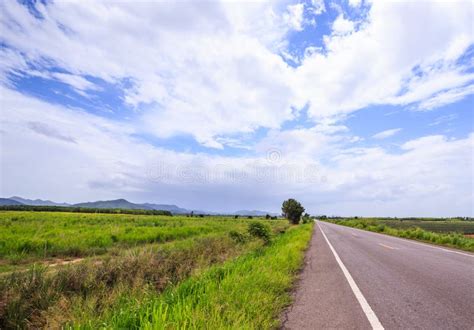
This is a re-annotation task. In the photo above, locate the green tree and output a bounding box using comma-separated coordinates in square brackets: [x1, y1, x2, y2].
[281, 199, 305, 225]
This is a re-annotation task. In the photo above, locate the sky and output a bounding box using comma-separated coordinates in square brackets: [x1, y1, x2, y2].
[0, 0, 473, 216]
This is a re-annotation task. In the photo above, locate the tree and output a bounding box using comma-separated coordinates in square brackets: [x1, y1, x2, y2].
[281, 199, 305, 224]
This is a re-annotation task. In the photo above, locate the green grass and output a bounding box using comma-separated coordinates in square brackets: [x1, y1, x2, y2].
[324, 218, 474, 252]
[0, 211, 288, 267]
[79, 223, 314, 329]
[1, 211, 304, 329]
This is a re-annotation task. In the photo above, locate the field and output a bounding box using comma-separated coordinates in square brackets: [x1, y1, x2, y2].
[0, 211, 272, 271]
[0, 211, 312, 329]
[324, 218, 474, 252]
[372, 219, 474, 234]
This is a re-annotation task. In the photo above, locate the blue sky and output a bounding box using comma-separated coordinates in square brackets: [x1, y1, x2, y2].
[1, 0, 473, 216]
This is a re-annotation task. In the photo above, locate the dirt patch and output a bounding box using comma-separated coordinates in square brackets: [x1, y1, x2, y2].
[464, 234, 474, 239]
[47, 258, 85, 267]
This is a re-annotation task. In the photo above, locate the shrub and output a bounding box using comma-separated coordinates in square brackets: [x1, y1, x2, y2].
[228, 230, 247, 244]
[302, 213, 311, 224]
[247, 222, 271, 244]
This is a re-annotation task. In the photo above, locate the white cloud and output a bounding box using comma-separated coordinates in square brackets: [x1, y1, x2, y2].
[429, 114, 458, 127]
[0, 1, 473, 216]
[1, 87, 472, 216]
[418, 84, 474, 111]
[372, 128, 402, 139]
[284, 3, 305, 31]
[1, 0, 472, 148]
[296, 1, 474, 119]
[332, 14, 354, 35]
[0, 1, 298, 148]
[310, 0, 326, 15]
[51, 72, 99, 92]
[348, 0, 362, 8]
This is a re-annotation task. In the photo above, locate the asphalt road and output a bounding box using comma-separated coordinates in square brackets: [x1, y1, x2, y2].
[282, 221, 474, 330]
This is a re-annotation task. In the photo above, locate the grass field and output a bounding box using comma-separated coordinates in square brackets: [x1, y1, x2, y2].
[0, 211, 312, 329]
[0, 211, 285, 271]
[324, 218, 474, 252]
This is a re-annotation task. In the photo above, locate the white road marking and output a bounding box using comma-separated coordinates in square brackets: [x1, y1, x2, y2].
[404, 240, 474, 258]
[326, 222, 474, 259]
[317, 222, 384, 330]
[378, 243, 398, 250]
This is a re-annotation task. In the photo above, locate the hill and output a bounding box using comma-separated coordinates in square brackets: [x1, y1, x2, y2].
[4, 196, 276, 216]
[0, 198, 24, 206]
[73, 199, 153, 210]
[10, 196, 70, 207]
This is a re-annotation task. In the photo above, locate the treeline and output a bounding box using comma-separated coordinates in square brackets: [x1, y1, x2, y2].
[0, 205, 172, 216]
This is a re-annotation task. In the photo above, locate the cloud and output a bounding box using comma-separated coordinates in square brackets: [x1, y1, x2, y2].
[310, 0, 326, 15]
[418, 84, 474, 111]
[372, 128, 402, 140]
[1, 0, 472, 149]
[50, 73, 99, 92]
[283, 3, 305, 31]
[0, 1, 298, 148]
[296, 1, 474, 119]
[27, 121, 76, 143]
[429, 114, 458, 127]
[0, 1, 473, 216]
[1, 87, 472, 216]
[332, 14, 354, 35]
[348, 0, 362, 8]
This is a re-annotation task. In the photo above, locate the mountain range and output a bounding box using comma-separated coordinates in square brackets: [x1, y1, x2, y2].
[1, 196, 277, 216]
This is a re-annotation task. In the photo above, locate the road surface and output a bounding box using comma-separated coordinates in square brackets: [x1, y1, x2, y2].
[282, 221, 474, 329]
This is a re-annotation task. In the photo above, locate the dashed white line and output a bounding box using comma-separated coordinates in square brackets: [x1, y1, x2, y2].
[405, 240, 474, 258]
[378, 243, 398, 250]
[317, 221, 384, 330]
[326, 222, 474, 259]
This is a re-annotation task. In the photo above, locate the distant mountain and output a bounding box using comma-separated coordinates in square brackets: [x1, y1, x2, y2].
[0, 198, 24, 206]
[141, 203, 189, 214]
[10, 196, 70, 207]
[4, 196, 276, 216]
[73, 199, 153, 210]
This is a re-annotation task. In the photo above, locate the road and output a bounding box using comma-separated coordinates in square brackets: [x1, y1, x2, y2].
[282, 221, 474, 330]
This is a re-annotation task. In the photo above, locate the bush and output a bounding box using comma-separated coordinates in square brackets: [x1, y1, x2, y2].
[228, 230, 247, 244]
[247, 222, 271, 244]
[302, 213, 311, 224]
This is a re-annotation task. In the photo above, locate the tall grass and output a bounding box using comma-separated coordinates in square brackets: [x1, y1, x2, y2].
[82, 223, 313, 329]
[0, 211, 288, 265]
[0, 234, 256, 329]
[325, 219, 474, 252]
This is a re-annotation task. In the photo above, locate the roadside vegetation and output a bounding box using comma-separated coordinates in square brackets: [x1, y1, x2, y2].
[0, 207, 312, 329]
[324, 218, 474, 252]
[0, 211, 279, 271]
[75, 223, 313, 329]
